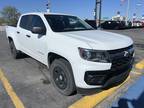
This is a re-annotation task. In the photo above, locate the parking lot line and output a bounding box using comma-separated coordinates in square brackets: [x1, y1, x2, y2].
[135, 59, 144, 70]
[69, 76, 130, 108]
[0, 69, 25, 108]
[132, 71, 142, 75]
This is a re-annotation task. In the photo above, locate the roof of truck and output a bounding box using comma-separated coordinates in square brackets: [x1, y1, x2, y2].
[21, 12, 75, 17]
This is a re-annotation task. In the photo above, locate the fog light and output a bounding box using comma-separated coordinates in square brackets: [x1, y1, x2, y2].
[84, 71, 106, 85]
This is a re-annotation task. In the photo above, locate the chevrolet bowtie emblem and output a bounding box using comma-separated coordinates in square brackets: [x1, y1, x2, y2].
[124, 51, 129, 57]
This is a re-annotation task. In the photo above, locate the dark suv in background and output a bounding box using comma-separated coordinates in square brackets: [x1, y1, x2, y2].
[101, 20, 126, 30]
[85, 20, 97, 29]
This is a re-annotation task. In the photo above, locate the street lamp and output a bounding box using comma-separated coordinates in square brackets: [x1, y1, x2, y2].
[95, 0, 102, 29]
[46, 0, 51, 13]
[136, 3, 142, 20]
[126, 0, 130, 25]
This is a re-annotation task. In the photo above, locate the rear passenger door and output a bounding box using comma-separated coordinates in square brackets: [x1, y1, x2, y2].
[17, 15, 33, 54]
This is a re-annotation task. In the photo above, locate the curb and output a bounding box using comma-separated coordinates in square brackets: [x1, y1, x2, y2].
[135, 59, 144, 70]
[69, 59, 144, 108]
[69, 76, 130, 108]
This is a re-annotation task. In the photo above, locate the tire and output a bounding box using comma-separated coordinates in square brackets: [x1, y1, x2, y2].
[9, 40, 21, 59]
[49, 58, 76, 96]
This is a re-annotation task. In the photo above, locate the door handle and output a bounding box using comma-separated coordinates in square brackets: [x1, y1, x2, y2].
[26, 35, 31, 38]
[17, 31, 20, 34]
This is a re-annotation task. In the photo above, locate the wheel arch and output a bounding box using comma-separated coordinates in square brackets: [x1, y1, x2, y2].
[7, 36, 20, 50]
[48, 52, 72, 67]
[8, 37, 13, 43]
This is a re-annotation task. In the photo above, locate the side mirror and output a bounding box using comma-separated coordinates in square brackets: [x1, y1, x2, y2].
[31, 27, 46, 35]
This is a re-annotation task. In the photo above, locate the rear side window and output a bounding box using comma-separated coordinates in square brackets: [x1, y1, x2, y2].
[19, 15, 32, 31]
[20, 15, 28, 29]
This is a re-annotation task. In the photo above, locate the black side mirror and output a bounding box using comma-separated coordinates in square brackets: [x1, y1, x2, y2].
[31, 27, 46, 35]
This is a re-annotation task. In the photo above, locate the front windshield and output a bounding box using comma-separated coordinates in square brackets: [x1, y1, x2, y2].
[44, 15, 94, 32]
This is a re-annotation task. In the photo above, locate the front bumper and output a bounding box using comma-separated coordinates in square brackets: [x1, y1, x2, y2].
[77, 63, 132, 95]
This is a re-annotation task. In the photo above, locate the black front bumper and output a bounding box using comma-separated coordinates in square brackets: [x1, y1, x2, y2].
[77, 64, 132, 95]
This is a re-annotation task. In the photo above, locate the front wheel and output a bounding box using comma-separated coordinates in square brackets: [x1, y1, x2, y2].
[50, 58, 76, 96]
[9, 41, 21, 59]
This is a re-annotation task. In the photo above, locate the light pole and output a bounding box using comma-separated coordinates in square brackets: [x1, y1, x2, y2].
[46, 0, 51, 13]
[95, 0, 102, 28]
[126, 0, 130, 25]
[136, 3, 142, 20]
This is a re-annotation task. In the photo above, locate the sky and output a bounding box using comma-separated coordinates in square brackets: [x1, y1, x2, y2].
[0, 0, 143, 20]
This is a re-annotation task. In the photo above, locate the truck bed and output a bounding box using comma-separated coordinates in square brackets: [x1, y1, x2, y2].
[6, 26, 16, 38]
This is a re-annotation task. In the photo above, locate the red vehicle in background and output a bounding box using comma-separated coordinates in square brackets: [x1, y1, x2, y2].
[141, 20, 144, 27]
[132, 21, 143, 27]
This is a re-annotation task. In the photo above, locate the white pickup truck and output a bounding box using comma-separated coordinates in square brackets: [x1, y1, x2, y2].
[6, 12, 134, 95]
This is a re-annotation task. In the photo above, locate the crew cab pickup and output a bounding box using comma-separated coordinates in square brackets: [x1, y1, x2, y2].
[6, 13, 134, 95]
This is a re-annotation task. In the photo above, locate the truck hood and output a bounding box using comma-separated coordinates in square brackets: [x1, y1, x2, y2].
[60, 30, 133, 50]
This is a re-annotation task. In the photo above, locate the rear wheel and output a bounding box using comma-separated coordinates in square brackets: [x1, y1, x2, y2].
[9, 41, 21, 59]
[50, 58, 76, 96]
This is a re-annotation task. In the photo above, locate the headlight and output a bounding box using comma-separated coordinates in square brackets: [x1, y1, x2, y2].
[78, 48, 110, 63]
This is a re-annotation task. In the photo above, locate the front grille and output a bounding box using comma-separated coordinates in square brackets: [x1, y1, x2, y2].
[108, 45, 133, 54]
[111, 57, 132, 71]
[108, 45, 134, 72]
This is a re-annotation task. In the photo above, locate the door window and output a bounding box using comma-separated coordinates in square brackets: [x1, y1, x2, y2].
[31, 15, 46, 29]
[20, 15, 32, 31]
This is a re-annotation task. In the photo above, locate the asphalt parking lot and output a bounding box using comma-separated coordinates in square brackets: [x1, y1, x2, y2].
[0, 28, 144, 108]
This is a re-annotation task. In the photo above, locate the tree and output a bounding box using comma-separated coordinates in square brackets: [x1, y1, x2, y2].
[0, 18, 5, 25]
[0, 6, 21, 26]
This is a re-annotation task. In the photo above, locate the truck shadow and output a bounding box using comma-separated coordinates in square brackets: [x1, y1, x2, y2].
[17, 53, 30, 59]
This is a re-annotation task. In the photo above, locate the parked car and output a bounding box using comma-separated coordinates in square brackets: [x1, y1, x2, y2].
[101, 20, 126, 30]
[85, 20, 97, 29]
[6, 13, 134, 95]
[141, 21, 144, 27]
[132, 21, 143, 27]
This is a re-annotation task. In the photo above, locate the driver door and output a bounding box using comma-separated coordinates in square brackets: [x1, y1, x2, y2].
[26, 15, 47, 64]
